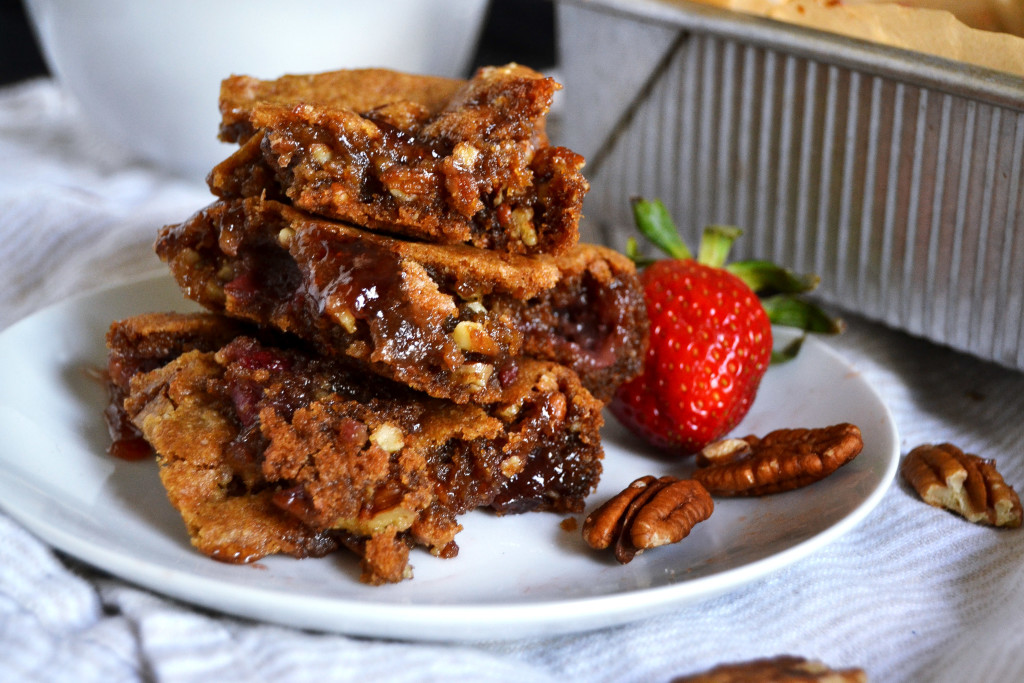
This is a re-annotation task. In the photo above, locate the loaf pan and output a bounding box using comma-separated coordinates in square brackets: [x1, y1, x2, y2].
[555, 0, 1024, 371]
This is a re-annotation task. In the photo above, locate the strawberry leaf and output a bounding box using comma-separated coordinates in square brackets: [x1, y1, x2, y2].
[726, 260, 820, 295]
[761, 294, 844, 334]
[631, 198, 692, 260]
[771, 335, 805, 364]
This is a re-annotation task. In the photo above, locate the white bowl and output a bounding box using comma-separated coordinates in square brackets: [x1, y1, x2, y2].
[24, 0, 488, 182]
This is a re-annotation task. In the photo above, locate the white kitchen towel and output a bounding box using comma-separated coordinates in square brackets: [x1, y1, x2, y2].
[2, 78, 1023, 682]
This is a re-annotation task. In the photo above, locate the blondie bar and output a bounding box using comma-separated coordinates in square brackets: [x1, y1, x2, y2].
[210, 64, 587, 255]
[157, 197, 647, 404]
[108, 312, 605, 583]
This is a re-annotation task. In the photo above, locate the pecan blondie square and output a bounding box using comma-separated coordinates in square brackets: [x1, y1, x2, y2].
[211, 64, 587, 255]
[157, 196, 647, 404]
[106, 312, 605, 583]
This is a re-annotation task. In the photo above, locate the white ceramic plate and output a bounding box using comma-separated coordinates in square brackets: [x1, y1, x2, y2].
[0, 276, 899, 642]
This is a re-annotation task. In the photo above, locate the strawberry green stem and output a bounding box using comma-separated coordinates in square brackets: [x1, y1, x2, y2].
[697, 225, 742, 268]
[628, 196, 844, 341]
[631, 198, 692, 260]
[625, 237, 655, 267]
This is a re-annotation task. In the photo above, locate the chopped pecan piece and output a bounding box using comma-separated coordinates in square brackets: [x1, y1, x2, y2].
[671, 655, 867, 682]
[693, 424, 863, 496]
[901, 443, 1022, 528]
[582, 476, 713, 564]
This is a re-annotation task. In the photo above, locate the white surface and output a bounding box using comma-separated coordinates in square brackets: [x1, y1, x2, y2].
[0, 275, 898, 641]
[6, 78, 1024, 683]
[22, 0, 487, 181]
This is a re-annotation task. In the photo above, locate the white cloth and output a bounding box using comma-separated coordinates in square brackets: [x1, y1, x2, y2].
[2, 78, 1024, 682]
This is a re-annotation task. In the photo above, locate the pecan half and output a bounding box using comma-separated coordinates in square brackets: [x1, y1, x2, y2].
[693, 423, 863, 496]
[582, 476, 713, 564]
[671, 655, 867, 682]
[901, 443, 1022, 528]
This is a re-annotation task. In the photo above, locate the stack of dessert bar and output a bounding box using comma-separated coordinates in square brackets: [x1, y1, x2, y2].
[105, 64, 649, 584]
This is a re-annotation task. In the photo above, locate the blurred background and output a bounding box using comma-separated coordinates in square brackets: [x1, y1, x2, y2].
[0, 0, 556, 86]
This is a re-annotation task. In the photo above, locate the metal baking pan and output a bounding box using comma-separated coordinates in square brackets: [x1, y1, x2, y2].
[554, 0, 1024, 371]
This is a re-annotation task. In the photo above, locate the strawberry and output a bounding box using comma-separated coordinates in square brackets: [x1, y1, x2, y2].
[610, 198, 840, 455]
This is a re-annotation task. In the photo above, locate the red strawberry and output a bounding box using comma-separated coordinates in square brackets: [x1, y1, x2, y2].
[612, 257, 771, 453]
[610, 198, 840, 455]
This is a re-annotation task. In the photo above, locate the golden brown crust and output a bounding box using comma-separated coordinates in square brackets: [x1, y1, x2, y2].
[126, 351, 341, 564]
[104, 311, 247, 390]
[102, 312, 254, 461]
[219, 68, 465, 143]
